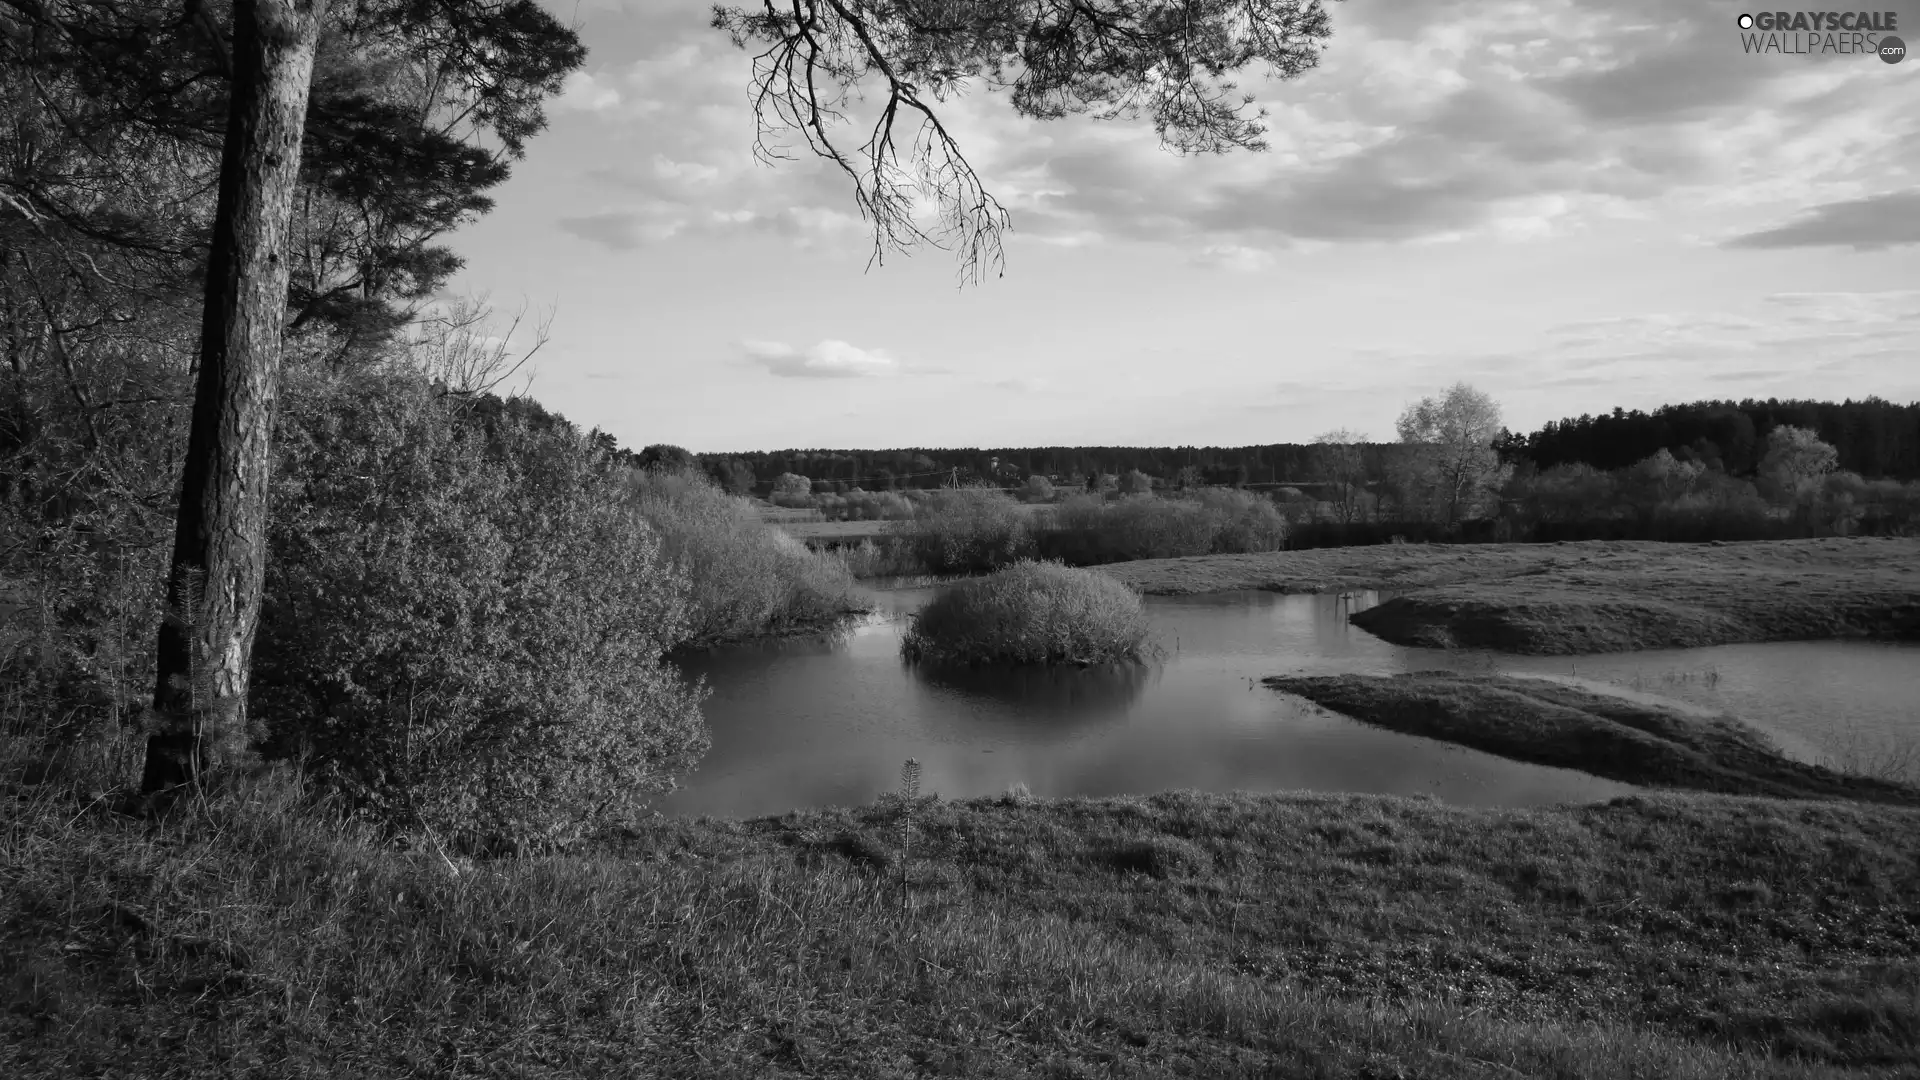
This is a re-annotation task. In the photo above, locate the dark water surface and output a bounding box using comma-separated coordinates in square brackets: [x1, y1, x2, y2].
[662, 588, 1919, 819]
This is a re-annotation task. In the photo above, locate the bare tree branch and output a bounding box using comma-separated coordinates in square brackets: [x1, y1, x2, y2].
[711, 0, 1336, 283]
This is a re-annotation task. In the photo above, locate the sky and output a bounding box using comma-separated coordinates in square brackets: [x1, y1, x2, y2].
[443, 0, 1920, 453]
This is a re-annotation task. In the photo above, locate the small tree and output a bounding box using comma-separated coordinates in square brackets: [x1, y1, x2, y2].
[1310, 430, 1369, 524]
[1621, 449, 1705, 518]
[639, 444, 698, 472]
[713, 458, 758, 496]
[1758, 425, 1839, 503]
[1118, 469, 1154, 496]
[1023, 474, 1055, 503]
[1395, 383, 1511, 525]
[773, 472, 812, 499]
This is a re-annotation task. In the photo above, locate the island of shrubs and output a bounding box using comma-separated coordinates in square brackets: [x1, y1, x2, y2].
[900, 559, 1156, 667]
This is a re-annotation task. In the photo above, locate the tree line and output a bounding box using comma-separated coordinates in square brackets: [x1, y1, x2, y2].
[1501, 398, 1920, 480]
[696, 396, 1920, 495]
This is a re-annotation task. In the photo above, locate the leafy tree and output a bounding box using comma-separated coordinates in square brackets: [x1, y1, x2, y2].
[1118, 469, 1154, 495]
[638, 443, 697, 472]
[1758, 424, 1838, 501]
[773, 472, 812, 499]
[1309, 429, 1369, 524]
[1394, 383, 1509, 525]
[1621, 449, 1704, 516]
[711, 457, 758, 495]
[1022, 473, 1055, 502]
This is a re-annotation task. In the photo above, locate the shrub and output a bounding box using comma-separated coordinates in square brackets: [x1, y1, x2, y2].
[1023, 474, 1055, 502]
[892, 484, 1034, 574]
[900, 560, 1152, 666]
[1190, 487, 1289, 553]
[772, 472, 811, 498]
[256, 365, 709, 853]
[1118, 469, 1154, 495]
[1, 331, 190, 764]
[626, 468, 866, 646]
[1040, 490, 1285, 563]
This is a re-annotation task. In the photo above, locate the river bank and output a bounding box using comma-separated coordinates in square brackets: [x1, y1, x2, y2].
[6, 773, 1917, 1078]
[1265, 671, 1920, 804]
[1102, 537, 1920, 654]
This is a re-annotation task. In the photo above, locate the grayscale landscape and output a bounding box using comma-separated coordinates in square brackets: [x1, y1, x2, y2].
[4, 1, 1918, 1077]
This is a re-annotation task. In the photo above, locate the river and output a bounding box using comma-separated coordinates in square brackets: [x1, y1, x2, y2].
[661, 587, 1920, 818]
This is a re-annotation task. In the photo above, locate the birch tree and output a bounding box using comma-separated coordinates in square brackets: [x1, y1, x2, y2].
[1394, 382, 1509, 525]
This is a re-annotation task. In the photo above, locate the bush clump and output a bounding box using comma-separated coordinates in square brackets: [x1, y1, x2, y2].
[257, 365, 708, 853]
[900, 560, 1153, 666]
[626, 468, 867, 646]
[1041, 490, 1288, 563]
[892, 483, 1035, 574]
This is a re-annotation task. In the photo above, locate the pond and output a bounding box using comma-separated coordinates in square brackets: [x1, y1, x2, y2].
[660, 588, 1920, 819]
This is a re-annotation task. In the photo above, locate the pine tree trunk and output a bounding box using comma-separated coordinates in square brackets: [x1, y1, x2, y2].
[140, 0, 327, 796]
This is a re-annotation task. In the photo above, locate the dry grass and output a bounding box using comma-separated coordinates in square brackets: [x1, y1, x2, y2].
[5, 759, 1917, 1078]
[1264, 672, 1920, 807]
[1100, 537, 1920, 654]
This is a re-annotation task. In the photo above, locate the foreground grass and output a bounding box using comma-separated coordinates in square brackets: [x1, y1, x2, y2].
[1101, 537, 1920, 654]
[1265, 672, 1920, 807]
[5, 771, 1918, 1078]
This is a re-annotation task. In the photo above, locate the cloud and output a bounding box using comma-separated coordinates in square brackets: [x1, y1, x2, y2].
[556, 210, 650, 251]
[553, 70, 623, 114]
[546, 0, 1918, 266]
[1723, 191, 1920, 250]
[741, 339, 906, 378]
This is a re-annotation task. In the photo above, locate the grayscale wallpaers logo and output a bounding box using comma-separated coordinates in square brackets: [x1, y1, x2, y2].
[1737, 11, 1906, 61]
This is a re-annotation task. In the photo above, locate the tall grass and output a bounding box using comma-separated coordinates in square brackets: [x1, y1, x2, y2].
[901, 560, 1153, 666]
[6, 755, 1916, 1078]
[821, 535, 925, 579]
[626, 468, 868, 647]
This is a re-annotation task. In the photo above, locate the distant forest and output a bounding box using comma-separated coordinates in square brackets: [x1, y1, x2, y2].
[690, 398, 1920, 492]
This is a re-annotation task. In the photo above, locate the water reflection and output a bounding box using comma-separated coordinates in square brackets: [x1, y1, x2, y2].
[908, 659, 1160, 733]
[662, 586, 1642, 818]
[660, 585, 1919, 819]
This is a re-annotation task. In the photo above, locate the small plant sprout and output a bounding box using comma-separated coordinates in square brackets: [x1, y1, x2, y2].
[897, 757, 921, 914]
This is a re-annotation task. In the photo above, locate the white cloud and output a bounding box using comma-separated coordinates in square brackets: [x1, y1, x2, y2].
[1190, 244, 1277, 272]
[554, 70, 622, 114]
[741, 339, 904, 378]
[546, 0, 1917, 268]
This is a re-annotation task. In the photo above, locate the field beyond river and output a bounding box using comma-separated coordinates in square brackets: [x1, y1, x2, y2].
[1100, 536, 1920, 654]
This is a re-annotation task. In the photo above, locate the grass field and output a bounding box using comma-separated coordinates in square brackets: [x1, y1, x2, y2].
[1100, 537, 1920, 654]
[6, 771, 1918, 1078]
[1265, 672, 1920, 802]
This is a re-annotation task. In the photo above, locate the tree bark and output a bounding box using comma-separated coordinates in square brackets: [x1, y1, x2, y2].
[140, 0, 327, 796]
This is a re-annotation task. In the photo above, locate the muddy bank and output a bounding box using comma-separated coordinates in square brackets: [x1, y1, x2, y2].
[1103, 537, 1920, 654]
[1266, 671, 1920, 806]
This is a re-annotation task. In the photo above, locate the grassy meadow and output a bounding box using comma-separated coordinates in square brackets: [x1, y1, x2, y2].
[6, 762, 1920, 1079]
[1101, 537, 1920, 654]
[1265, 672, 1920, 803]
